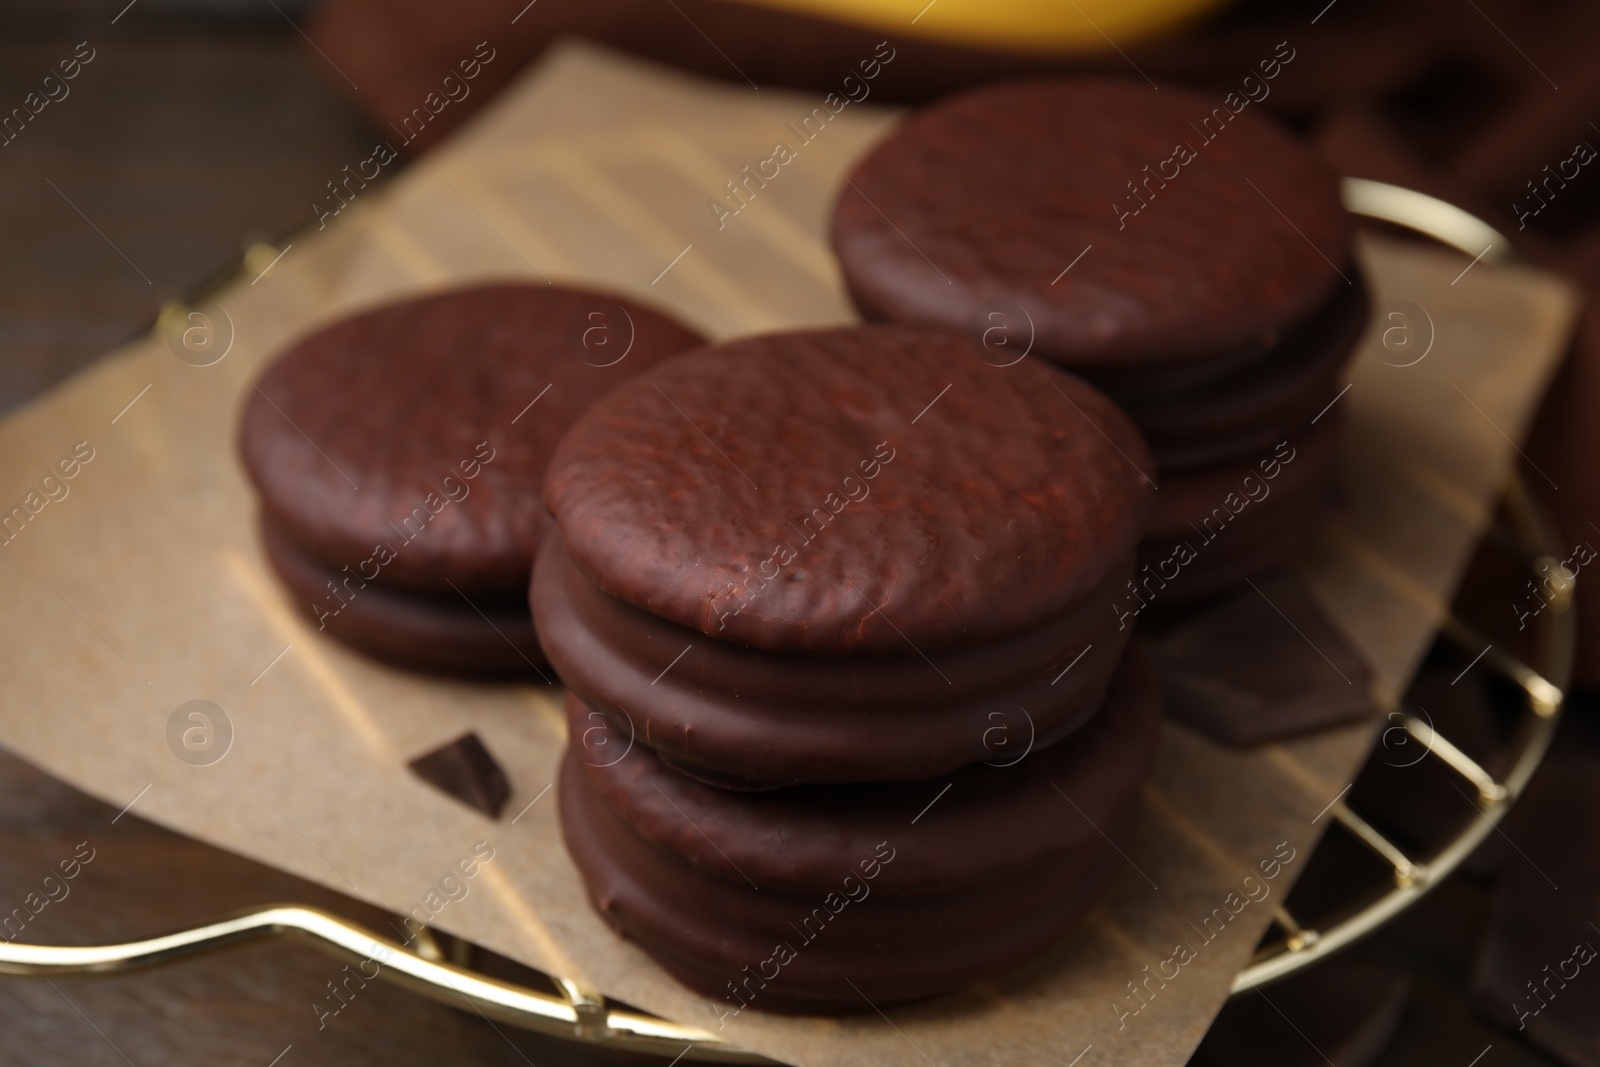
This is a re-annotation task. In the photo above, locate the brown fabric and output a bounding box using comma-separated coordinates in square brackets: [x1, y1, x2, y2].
[1473, 720, 1600, 1066]
[1526, 300, 1600, 688]
[305, 0, 1136, 155]
[1193, 958, 1411, 1067]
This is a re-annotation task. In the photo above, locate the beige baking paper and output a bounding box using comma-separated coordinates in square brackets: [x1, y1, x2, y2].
[0, 41, 1577, 1067]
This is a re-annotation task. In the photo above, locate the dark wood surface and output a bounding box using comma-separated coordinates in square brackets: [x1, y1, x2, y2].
[0, 2, 1584, 1065]
[0, 2, 373, 414]
[0, 5, 662, 1064]
[0, 746, 652, 1067]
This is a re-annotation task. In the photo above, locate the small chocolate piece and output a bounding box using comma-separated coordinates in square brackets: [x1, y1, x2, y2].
[408, 732, 511, 818]
[1154, 570, 1375, 745]
[1193, 958, 1411, 1067]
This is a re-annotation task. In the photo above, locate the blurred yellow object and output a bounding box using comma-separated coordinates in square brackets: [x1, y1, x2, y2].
[724, 0, 1231, 55]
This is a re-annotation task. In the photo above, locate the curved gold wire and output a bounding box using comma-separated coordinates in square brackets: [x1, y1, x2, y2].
[0, 903, 771, 1063]
[1341, 177, 1519, 264]
[0, 180, 1564, 1060]
[1227, 180, 1570, 994]
[1231, 473, 1570, 993]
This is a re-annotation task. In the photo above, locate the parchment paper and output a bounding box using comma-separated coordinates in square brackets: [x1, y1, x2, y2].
[0, 41, 1578, 1067]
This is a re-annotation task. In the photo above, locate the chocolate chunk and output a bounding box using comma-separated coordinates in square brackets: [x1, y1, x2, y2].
[407, 732, 511, 818]
[1154, 570, 1375, 745]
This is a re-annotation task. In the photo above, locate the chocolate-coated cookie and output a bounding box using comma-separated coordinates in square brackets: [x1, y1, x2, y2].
[1137, 419, 1341, 608]
[535, 531, 1130, 783]
[540, 324, 1154, 655]
[564, 760, 1125, 1013]
[559, 648, 1159, 1011]
[832, 78, 1356, 369]
[568, 642, 1159, 893]
[1098, 282, 1368, 472]
[240, 283, 705, 596]
[260, 517, 545, 677]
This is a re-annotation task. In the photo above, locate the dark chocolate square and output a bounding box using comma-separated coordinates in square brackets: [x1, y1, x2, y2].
[407, 731, 511, 818]
[1154, 570, 1376, 746]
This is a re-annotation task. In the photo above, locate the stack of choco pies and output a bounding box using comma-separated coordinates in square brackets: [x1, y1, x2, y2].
[534, 325, 1162, 1012]
[832, 77, 1368, 608]
[238, 283, 704, 675]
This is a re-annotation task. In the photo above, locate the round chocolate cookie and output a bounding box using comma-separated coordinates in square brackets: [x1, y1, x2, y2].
[1096, 282, 1368, 472]
[559, 645, 1160, 1012]
[239, 283, 703, 672]
[535, 531, 1130, 783]
[1139, 419, 1342, 608]
[260, 517, 544, 677]
[540, 324, 1155, 656]
[831, 77, 1356, 368]
[240, 283, 706, 595]
[568, 642, 1159, 892]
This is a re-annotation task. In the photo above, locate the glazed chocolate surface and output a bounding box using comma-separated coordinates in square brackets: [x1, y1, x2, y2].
[1138, 419, 1341, 606]
[1146, 417, 1340, 545]
[568, 644, 1159, 893]
[240, 283, 704, 595]
[560, 745, 1135, 1011]
[1140, 487, 1336, 608]
[261, 516, 546, 676]
[534, 531, 1132, 783]
[832, 78, 1355, 368]
[1101, 279, 1368, 472]
[567, 765, 1130, 1012]
[542, 325, 1154, 655]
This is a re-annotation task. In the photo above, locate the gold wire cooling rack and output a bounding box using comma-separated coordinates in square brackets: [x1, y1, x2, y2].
[1230, 178, 1573, 994]
[0, 180, 1572, 1063]
[1231, 468, 1570, 994]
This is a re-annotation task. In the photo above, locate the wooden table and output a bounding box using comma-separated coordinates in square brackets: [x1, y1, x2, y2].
[0, 5, 650, 1063]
